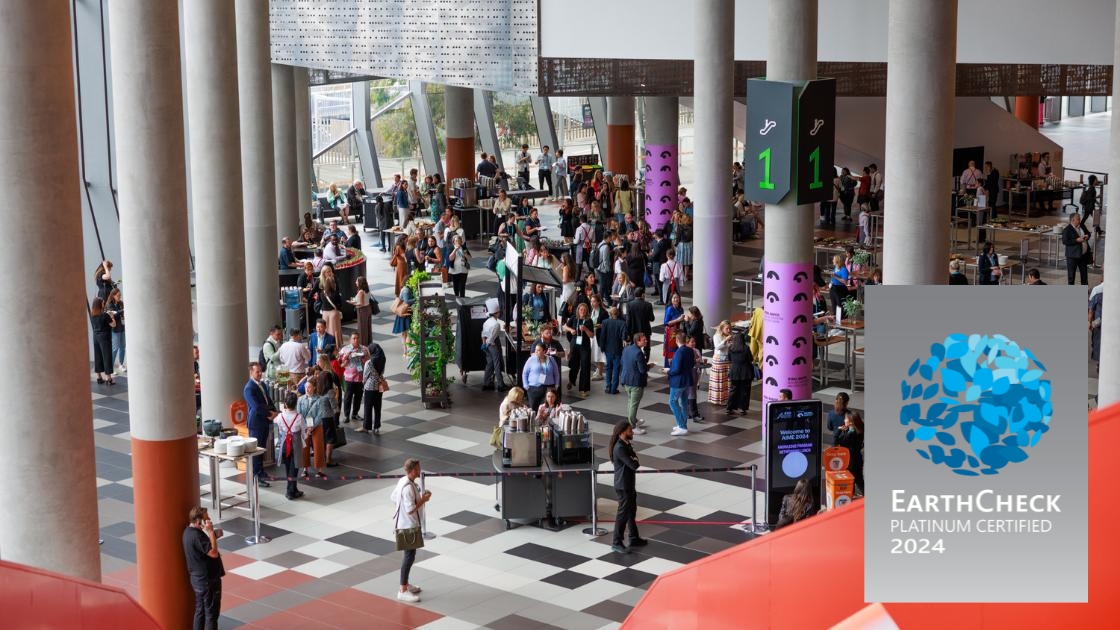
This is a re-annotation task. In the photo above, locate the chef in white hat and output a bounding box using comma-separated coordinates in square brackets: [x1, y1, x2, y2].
[481, 298, 506, 391]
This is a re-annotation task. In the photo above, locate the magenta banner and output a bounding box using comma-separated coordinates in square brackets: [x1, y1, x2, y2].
[642, 144, 677, 232]
[762, 261, 815, 411]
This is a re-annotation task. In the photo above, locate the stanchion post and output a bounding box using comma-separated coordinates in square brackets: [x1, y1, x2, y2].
[582, 430, 606, 537]
[245, 454, 270, 545]
[750, 463, 768, 534]
[420, 471, 436, 540]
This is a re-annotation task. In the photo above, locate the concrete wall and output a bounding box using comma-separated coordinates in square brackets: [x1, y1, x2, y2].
[540, 0, 1115, 65]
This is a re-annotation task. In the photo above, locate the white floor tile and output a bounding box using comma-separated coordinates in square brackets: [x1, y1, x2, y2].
[291, 558, 349, 578]
[294, 540, 351, 558]
[229, 560, 286, 580]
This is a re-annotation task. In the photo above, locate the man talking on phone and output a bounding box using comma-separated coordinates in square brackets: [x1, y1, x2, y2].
[183, 506, 225, 630]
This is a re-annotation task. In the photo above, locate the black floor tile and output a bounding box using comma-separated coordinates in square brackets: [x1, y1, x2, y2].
[702, 424, 745, 436]
[442, 510, 493, 527]
[651, 528, 702, 547]
[97, 483, 134, 503]
[668, 451, 743, 470]
[505, 542, 587, 569]
[266, 550, 317, 568]
[214, 517, 291, 541]
[637, 541, 709, 565]
[581, 599, 634, 623]
[98, 536, 136, 563]
[100, 521, 136, 537]
[541, 569, 598, 590]
[602, 567, 657, 588]
[96, 463, 133, 482]
[326, 531, 398, 556]
[635, 493, 684, 512]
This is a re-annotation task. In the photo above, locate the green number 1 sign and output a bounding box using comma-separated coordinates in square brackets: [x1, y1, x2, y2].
[758, 147, 775, 190]
[808, 146, 823, 190]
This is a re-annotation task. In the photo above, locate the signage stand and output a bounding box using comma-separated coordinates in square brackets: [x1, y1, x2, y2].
[764, 400, 823, 528]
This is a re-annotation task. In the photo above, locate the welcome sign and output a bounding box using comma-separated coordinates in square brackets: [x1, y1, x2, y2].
[863, 286, 1088, 602]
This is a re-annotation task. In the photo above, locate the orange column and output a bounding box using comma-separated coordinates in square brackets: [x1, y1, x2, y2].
[1015, 96, 1040, 129]
[132, 438, 201, 629]
[106, 0, 204, 628]
[445, 86, 475, 184]
[607, 96, 636, 179]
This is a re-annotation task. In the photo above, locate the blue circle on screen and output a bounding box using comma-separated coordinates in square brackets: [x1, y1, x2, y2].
[782, 452, 808, 478]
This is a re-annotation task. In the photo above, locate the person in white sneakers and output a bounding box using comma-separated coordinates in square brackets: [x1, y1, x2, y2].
[619, 333, 649, 435]
[391, 458, 430, 603]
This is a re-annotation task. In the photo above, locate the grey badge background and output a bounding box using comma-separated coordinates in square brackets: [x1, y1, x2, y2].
[864, 286, 1087, 603]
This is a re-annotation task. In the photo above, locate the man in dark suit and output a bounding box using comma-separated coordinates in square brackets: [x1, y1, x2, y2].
[242, 362, 276, 486]
[308, 319, 336, 368]
[598, 307, 628, 395]
[625, 288, 655, 363]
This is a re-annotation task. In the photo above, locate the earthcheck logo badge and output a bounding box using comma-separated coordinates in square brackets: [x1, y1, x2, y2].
[900, 334, 1052, 476]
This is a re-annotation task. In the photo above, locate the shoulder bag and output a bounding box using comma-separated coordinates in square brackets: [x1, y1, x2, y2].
[393, 482, 425, 551]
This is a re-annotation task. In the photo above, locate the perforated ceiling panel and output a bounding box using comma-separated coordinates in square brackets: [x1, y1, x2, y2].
[270, 0, 538, 93]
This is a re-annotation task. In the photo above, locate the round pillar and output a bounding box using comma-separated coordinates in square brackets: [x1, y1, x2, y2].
[607, 97, 636, 179]
[272, 64, 299, 237]
[294, 67, 312, 214]
[693, 2, 734, 335]
[445, 85, 475, 185]
[643, 97, 679, 233]
[1015, 95, 1041, 130]
[236, 0, 279, 350]
[1097, 6, 1120, 406]
[108, 1, 202, 626]
[883, 0, 956, 286]
[185, 0, 250, 427]
[762, 0, 819, 407]
[0, 0, 102, 584]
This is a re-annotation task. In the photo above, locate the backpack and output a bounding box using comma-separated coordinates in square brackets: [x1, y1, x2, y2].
[592, 242, 607, 271]
[258, 339, 276, 372]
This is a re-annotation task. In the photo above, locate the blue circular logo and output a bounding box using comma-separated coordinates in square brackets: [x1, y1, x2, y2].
[901, 334, 1052, 476]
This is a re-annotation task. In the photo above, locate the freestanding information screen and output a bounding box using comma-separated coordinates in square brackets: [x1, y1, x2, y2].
[766, 400, 823, 527]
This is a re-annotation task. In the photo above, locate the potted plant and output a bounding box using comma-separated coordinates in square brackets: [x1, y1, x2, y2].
[851, 249, 872, 273]
[842, 296, 864, 321]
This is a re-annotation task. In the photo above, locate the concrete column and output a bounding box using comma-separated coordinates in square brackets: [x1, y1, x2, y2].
[1015, 95, 1041, 129]
[643, 97, 679, 233]
[0, 0, 101, 583]
[185, 0, 250, 427]
[607, 96, 636, 179]
[236, 0, 278, 351]
[1097, 5, 1120, 406]
[763, 0, 818, 406]
[106, 2, 199, 625]
[445, 85, 475, 185]
[692, 1, 734, 330]
[272, 64, 299, 236]
[882, 0, 956, 285]
[294, 66, 312, 211]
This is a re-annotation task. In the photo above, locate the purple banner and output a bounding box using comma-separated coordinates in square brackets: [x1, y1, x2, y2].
[642, 144, 678, 232]
[761, 261, 815, 411]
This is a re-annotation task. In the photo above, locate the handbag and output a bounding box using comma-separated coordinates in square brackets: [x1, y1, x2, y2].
[370, 296, 381, 315]
[333, 424, 348, 447]
[393, 483, 425, 551]
[489, 425, 503, 450]
[377, 377, 391, 393]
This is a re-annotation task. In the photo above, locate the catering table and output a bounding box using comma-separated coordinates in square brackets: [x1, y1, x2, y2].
[977, 223, 1049, 272]
[962, 257, 1021, 285]
[286, 246, 366, 321]
[197, 440, 269, 544]
[491, 450, 596, 530]
[954, 206, 989, 249]
[813, 335, 847, 388]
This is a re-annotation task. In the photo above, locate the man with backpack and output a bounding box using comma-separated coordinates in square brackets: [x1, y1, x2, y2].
[659, 249, 683, 304]
[649, 230, 669, 305]
[260, 326, 283, 382]
[273, 392, 304, 500]
[595, 231, 616, 306]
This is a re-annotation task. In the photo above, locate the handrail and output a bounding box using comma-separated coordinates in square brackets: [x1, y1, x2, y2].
[312, 128, 357, 160]
[370, 91, 411, 123]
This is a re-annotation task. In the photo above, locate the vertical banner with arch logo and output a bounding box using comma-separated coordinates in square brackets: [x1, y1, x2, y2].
[762, 261, 815, 410]
[642, 144, 678, 233]
[864, 286, 1088, 602]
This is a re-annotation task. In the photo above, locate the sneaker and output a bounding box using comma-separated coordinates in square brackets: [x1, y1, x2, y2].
[396, 590, 420, 603]
[407, 584, 422, 594]
[635, 419, 647, 427]
[670, 427, 689, 436]
[316, 472, 329, 480]
[373, 428, 381, 435]
[692, 415, 705, 423]
[610, 544, 631, 554]
[632, 426, 647, 435]
[354, 427, 368, 433]
[591, 373, 604, 381]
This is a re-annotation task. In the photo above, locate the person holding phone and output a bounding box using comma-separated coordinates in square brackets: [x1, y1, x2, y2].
[183, 506, 225, 629]
[392, 459, 431, 603]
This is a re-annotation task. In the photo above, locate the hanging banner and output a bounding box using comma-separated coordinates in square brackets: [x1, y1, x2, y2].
[643, 144, 678, 232]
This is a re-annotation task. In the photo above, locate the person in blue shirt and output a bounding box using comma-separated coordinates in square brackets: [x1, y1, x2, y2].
[827, 391, 850, 444]
[666, 330, 695, 436]
[278, 238, 299, 270]
[829, 254, 852, 314]
[521, 343, 561, 412]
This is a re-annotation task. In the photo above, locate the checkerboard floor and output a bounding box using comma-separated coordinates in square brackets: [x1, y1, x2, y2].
[94, 200, 1098, 628]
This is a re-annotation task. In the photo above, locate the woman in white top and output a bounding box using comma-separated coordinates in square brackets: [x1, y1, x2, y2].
[708, 320, 733, 408]
[492, 189, 512, 233]
[447, 234, 471, 298]
[391, 458, 430, 603]
[558, 253, 576, 307]
[536, 387, 563, 424]
[659, 249, 684, 304]
[554, 150, 569, 199]
[273, 392, 305, 500]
